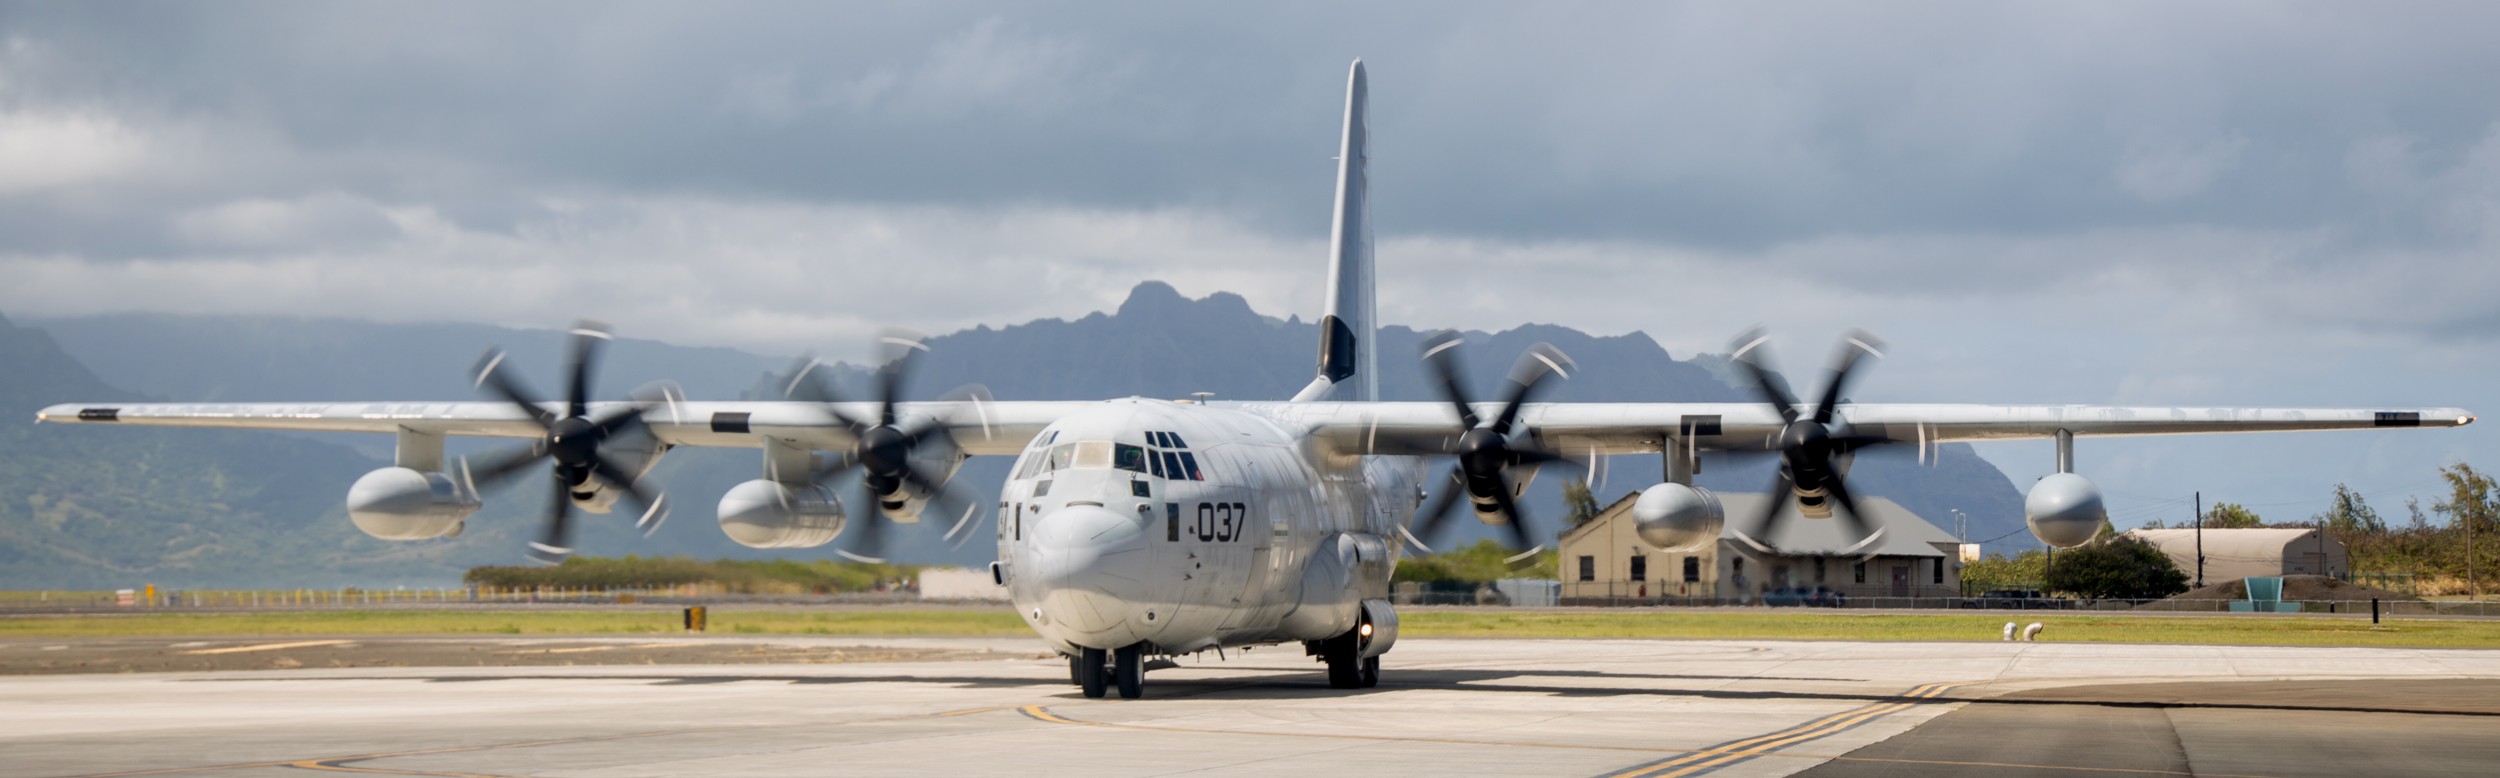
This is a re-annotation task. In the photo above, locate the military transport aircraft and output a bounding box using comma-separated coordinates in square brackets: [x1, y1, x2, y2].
[35, 60, 2474, 699]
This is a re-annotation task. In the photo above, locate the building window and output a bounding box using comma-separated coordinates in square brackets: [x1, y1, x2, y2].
[1933, 558, 1945, 584]
[1815, 558, 1827, 583]
[1683, 557, 1701, 582]
[1732, 558, 1744, 575]
[1630, 556, 1647, 582]
[1854, 561, 1866, 584]
[1577, 556, 1595, 582]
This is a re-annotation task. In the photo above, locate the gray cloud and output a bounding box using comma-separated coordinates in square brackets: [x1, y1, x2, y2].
[3, 1, 2495, 527]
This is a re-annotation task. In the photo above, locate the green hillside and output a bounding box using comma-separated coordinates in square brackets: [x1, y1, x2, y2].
[0, 314, 439, 588]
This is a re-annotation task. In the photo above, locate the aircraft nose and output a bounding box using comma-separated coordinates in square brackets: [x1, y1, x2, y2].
[1031, 503, 1151, 635]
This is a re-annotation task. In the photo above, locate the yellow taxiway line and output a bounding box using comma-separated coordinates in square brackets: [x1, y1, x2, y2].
[183, 640, 355, 655]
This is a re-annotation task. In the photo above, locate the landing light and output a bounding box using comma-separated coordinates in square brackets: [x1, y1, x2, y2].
[1358, 623, 1374, 637]
[2463, 416, 2476, 426]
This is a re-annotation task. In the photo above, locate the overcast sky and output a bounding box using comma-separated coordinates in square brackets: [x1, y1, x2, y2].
[4, 2, 2494, 533]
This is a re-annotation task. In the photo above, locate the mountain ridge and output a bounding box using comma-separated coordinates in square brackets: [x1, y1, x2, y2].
[8, 283, 2033, 587]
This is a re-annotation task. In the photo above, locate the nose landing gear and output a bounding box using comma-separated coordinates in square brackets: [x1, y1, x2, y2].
[1073, 644, 1147, 699]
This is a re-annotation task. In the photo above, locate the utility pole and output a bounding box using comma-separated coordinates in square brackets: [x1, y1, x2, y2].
[2194, 491, 2204, 589]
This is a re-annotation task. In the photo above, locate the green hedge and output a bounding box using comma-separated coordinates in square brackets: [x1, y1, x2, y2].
[463, 556, 920, 594]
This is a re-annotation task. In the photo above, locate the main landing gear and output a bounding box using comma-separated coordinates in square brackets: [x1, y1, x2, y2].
[1071, 644, 1147, 699]
[1312, 627, 1380, 689]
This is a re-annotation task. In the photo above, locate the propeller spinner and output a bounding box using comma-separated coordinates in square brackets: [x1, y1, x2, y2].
[1726, 327, 1896, 557]
[1407, 331, 1580, 562]
[461, 321, 670, 565]
[778, 331, 989, 564]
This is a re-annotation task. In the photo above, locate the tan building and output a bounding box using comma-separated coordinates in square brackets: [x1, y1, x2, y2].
[2119, 528, 2349, 584]
[1558, 492, 1963, 605]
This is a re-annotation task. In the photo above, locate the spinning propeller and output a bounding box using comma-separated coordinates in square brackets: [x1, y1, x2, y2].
[1407, 330, 1579, 561]
[462, 322, 670, 565]
[1726, 327, 1894, 556]
[778, 331, 989, 564]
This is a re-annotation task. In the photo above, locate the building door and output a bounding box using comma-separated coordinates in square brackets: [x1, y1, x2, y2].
[1890, 565, 1909, 597]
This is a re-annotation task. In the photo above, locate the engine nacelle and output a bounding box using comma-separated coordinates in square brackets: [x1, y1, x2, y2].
[347, 467, 479, 540]
[2025, 472, 2106, 549]
[1633, 483, 1725, 552]
[716, 479, 845, 549]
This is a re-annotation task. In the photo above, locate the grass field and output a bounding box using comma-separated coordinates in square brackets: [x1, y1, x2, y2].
[8, 607, 2500, 648]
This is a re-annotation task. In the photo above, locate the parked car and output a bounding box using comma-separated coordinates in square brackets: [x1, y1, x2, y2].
[1762, 586, 1848, 608]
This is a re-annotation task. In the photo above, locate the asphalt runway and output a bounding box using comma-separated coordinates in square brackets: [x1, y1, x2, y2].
[6, 636, 2500, 777]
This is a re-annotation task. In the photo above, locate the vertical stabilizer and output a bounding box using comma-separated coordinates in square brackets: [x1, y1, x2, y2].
[1293, 59, 1376, 403]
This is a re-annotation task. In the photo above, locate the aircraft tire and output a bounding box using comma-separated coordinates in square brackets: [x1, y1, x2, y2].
[1324, 631, 1362, 689]
[1067, 654, 1083, 686]
[1114, 644, 1144, 699]
[1079, 646, 1108, 698]
[1359, 655, 1379, 688]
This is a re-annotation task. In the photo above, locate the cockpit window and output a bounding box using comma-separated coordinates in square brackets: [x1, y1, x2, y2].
[1114, 444, 1148, 473]
[1166, 432, 1189, 448]
[1177, 451, 1203, 480]
[1161, 451, 1186, 480]
[1045, 444, 1072, 472]
[1072, 441, 1113, 468]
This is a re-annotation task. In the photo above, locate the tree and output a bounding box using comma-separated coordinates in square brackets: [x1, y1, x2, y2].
[1960, 550, 2048, 593]
[1561, 479, 1601, 528]
[1393, 539, 1559, 583]
[2312, 483, 2386, 537]
[2042, 536, 2190, 599]
[2433, 463, 2499, 534]
[2203, 502, 2263, 528]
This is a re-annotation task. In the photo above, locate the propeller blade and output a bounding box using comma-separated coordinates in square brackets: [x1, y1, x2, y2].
[1824, 472, 1876, 546]
[836, 478, 887, 564]
[781, 356, 873, 430]
[586, 403, 656, 437]
[564, 321, 611, 421]
[1491, 343, 1573, 435]
[1410, 466, 1467, 547]
[463, 444, 551, 489]
[589, 455, 668, 536]
[1813, 329, 1883, 424]
[471, 349, 556, 430]
[1485, 476, 1536, 552]
[527, 476, 575, 565]
[1736, 473, 1794, 554]
[1419, 330, 1479, 429]
[810, 449, 861, 483]
[873, 329, 930, 426]
[903, 461, 982, 550]
[630, 380, 688, 427]
[936, 383, 995, 442]
[1728, 328, 1799, 424]
[779, 355, 837, 403]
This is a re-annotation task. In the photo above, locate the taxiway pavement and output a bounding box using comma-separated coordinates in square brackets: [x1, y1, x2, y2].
[6, 636, 2500, 777]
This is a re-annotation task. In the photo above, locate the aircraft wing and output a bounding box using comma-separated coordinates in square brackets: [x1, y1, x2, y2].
[1265, 402, 2477, 457]
[33, 400, 1096, 457]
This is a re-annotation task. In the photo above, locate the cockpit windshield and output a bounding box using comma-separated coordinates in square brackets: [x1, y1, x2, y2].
[1018, 439, 1151, 478]
[1072, 441, 1112, 468]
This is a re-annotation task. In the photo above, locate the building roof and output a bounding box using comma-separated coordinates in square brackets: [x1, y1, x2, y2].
[2121, 527, 2332, 556]
[1567, 489, 1959, 558]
